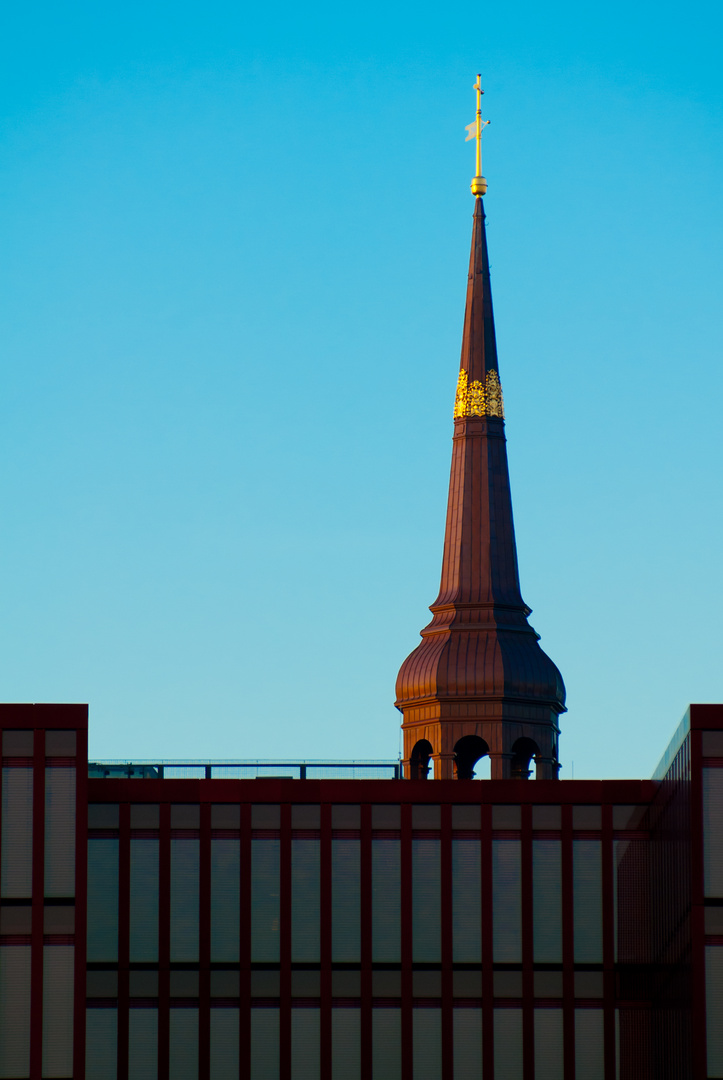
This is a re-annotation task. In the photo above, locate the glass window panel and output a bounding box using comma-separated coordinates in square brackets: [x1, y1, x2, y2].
[331, 805, 360, 829]
[292, 839, 320, 963]
[372, 839, 401, 963]
[532, 806, 561, 830]
[212, 804, 240, 828]
[494, 971, 522, 998]
[413, 971, 441, 997]
[371, 806, 400, 829]
[413, 838, 441, 963]
[42, 945, 74, 1078]
[171, 839, 200, 962]
[210, 1008, 239, 1080]
[291, 1008, 320, 1080]
[86, 1008, 117, 1080]
[453, 971, 482, 999]
[494, 1009, 523, 1080]
[1, 731, 33, 755]
[704, 769, 723, 897]
[332, 838, 360, 963]
[211, 838, 240, 963]
[211, 971, 239, 998]
[533, 839, 562, 963]
[534, 971, 562, 998]
[332, 971, 360, 997]
[413, 1008, 442, 1080]
[169, 1008, 199, 1080]
[534, 1008, 563, 1080]
[292, 806, 320, 829]
[88, 804, 119, 829]
[1, 905, 32, 937]
[615, 1007, 652, 1080]
[703, 732, 723, 757]
[130, 839, 159, 963]
[130, 805, 159, 829]
[45, 731, 76, 756]
[614, 838, 650, 964]
[0, 944, 31, 1079]
[252, 805, 280, 829]
[291, 971, 320, 997]
[87, 971, 118, 997]
[171, 804, 200, 829]
[492, 806, 520, 829]
[251, 840, 280, 963]
[372, 1008, 401, 1080]
[250, 1008, 280, 1080]
[45, 767, 76, 897]
[452, 838, 481, 963]
[706, 946, 723, 1077]
[452, 806, 480, 829]
[573, 806, 601, 830]
[573, 841, 603, 963]
[453, 1007, 482, 1079]
[575, 1009, 604, 1080]
[332, 1008, 360, 1080]
[87, 838, 119, 962]
[372, 971, 401, 998]
[1, 768, 33, 898]
[611, 806, 646, 831]
[412, 805, 440, 829]
[492, 840, 521, 963]
[128, 1008, 158, 1080]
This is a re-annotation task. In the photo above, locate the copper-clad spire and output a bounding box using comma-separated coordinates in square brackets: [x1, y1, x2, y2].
[395, 138, 565, 780]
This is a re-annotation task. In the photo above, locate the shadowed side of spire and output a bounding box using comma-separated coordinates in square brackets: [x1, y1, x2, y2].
[395, 195, 566, 781]
[437, 197, 519, 611]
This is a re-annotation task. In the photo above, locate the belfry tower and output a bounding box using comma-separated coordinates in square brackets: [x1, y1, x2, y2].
[395, 79, 566, 781]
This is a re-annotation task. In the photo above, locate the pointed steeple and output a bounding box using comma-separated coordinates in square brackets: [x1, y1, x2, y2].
[395, 116, 565, 780]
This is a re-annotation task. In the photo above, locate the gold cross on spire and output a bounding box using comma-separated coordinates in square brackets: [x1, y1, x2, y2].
[465, 75, 489, 197]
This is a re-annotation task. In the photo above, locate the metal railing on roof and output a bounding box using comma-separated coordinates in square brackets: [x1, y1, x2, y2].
[88, 759, 403, 780]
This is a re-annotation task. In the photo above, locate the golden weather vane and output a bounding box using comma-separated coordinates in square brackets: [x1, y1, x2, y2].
[465, 75, 489, 197]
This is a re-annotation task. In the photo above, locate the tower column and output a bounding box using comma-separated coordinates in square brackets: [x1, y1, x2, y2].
[431, 753, 456, 781]
[395, 87, 566, 779]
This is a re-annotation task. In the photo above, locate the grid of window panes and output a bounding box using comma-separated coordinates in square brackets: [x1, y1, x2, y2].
[0, 726, 80, 1080]
[76, 795, 654, 1079]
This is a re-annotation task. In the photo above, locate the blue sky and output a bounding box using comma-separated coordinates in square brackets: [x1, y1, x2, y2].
[1, 0, 721, 776]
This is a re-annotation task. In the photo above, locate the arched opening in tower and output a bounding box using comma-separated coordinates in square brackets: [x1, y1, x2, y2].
[410, 740, 433, 780]
[510, 737, 540, 780]
[453, 735, 490, 780]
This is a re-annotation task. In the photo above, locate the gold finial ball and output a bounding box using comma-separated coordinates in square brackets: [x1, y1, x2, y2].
[470, 175, 488, 197]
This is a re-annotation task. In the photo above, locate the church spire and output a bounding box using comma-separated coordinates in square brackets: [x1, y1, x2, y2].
[395, 83, 566, 780]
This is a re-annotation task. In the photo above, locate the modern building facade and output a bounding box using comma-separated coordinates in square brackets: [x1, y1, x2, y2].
[0, 701, 720, 1079]
[0, 96, 720, 1080]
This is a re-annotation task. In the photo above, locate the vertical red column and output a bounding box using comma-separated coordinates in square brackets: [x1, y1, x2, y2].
[117, 802, 130, 1080]
[401, 801, 413, 1080]
[279, 802, 291, 1080]
[561, 803, 575, 1080]
[440, 801, 453, 1080]
[360, 802, 372, 1080]
[481, 802, 494, 1080]
[239, 802, 252, 1080]
[320, 802, 332, 1080]
[199, 800, 211, 1080]
[73, 724, 88, 1080]
[521, 803, 534, 1080]
[601, 802, 616, 1080]
[691, 725, 708, 1080]
[158, 801, 171, 1080]
[29, 726, 45, 1080]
